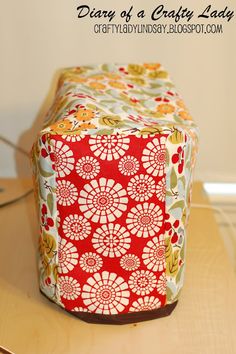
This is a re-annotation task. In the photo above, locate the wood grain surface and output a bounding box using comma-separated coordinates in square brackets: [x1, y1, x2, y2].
[0, 179, 235, 354]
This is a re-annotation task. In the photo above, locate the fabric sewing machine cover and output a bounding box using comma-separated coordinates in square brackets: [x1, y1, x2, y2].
[31, 63, 199, 322]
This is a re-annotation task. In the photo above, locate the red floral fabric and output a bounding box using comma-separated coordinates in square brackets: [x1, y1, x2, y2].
[53, 134, 167, 314]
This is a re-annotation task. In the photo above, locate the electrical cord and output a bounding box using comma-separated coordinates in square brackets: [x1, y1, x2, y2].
[0, 345, 15, 354]
[0, 188, 33, 208]
[0, 135, 33, 207]
[0, 135, 29, 156]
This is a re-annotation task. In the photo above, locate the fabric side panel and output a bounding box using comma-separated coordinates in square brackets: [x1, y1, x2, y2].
[34, 134, 60, 304]
[165, 129, 193, 304]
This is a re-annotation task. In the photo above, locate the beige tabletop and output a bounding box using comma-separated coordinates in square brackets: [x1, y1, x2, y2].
[0, 179, 236, 354]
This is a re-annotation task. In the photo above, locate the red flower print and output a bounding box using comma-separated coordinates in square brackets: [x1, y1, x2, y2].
[41, 204, 54, 231]
[171, 146, 184, 174]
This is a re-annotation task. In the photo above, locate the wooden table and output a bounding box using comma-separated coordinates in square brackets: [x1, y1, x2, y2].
[0, 179, 236, 354]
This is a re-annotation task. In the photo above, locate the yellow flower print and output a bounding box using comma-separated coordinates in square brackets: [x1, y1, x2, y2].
[66, 76, 87, 83]
[105, 73, 121, 80]
[149, 111, 164, 119]
[144, 63, 161, 70]
[148, 71, 168, 79]
[108, 81, 126, 89]
[79, 122, 96, 130]
[128, 64, 146, 76]
[89, 82, 106, 90]
[176, 99, 187, 110]
[179, 110, 193, 121]
[74, 67, 86, 74]
[50, 120, 73, 132]
[89, 74, 105, 80]
[76, 108, 95, 121]
[157, 103, 175, 115]
[129, 77, 146, 86]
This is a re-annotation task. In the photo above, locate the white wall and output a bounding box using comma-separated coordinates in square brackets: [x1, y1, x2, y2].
[0, 0, 235, 182]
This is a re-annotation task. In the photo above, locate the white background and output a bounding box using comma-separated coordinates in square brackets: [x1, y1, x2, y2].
[0, 0, 235, 182]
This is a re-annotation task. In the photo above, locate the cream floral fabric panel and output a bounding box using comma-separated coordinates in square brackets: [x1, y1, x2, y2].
[32, 134, 60, 304]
